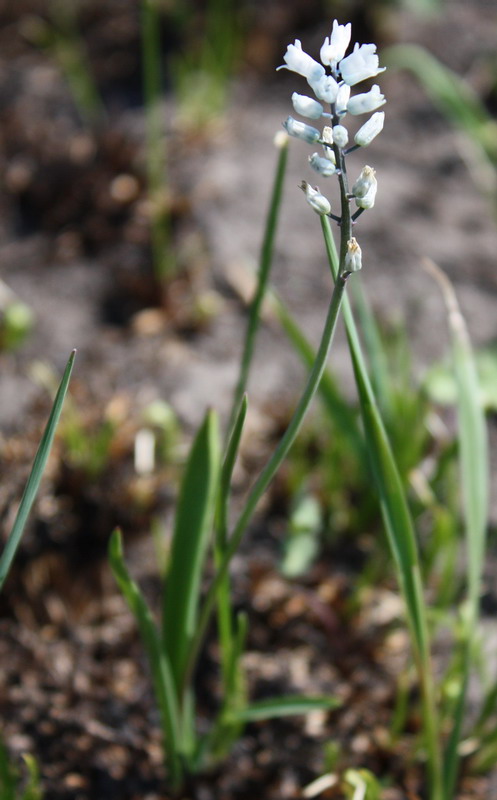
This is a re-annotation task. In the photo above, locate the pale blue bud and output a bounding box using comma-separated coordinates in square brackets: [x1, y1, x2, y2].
[354, 112, 385, 147]
[309, 153, 337, 177]
[291, 92, 324, 119]
[335, 83, 351, 116]
[300, 181, 331, 215]
[283, 116, 321, 144]
[347, 84, 386, 115]
[309, 74, 339, 104]
[332, 125, 348, 148]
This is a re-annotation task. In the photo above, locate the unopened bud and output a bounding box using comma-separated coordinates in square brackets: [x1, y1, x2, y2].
[354, 112, 384, 147]
[332, 125, 349, 148]
[344, 237, 362, 273]
[299, 181, 331, 215]
[283, 116, 321, 144]
[309, 153, 337, 177]
[292, 92, 324, 120]
[352, 165, 377, 209]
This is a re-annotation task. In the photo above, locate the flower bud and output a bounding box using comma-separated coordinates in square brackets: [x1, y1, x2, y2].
[308, 74, 339, 104]
[300, 181, 331, 215]
[352, 166, 377, 209]
[309, 153, 337, 177]
[291, 92, 324, 119]
[320, 21, 352, 67]
[347, 84, 386, 115]
[339, 43, 386, 86]
[352, 165, 377, 210]
[332, 125, 348, 148]
[344, 237, 362, 273]
[335, 83, 351, 116]
[283, 116, 321, 144]
[354, 111, 385, 147]
[321, 126, 335, 162]
[277, 39, 325, 83]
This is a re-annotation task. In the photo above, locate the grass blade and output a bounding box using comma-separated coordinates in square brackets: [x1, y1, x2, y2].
[423, 259, 489, 799]
[227, 133, 288, 438]
[162, 409, 221, 690]
[233, 695, 340, 722]
[108, 529, 182, 789]
[0, 350, 76, 591]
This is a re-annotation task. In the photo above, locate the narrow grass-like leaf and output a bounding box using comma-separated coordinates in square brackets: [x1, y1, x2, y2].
[0, 350, 75, 592]
[162, 409, 221, 690]
[384, 45, 497, 163]
[217, 394, 248, 548]
[227, 134, 288, 437]
[215, 395, 248, 692]
[108, 529, 182, 788]
[20, 754, 42, 800]
[233, 695, 340, 722]
[271, 291, 365, 462]
[0, 738, 16, 800]
[423, 259, 489, 799]
[185, 263, 350, 688]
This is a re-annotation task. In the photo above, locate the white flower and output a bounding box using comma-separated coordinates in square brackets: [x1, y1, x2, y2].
[308, 74, 339, 104]
[283, 116, 321, 143]
[300, 181, 331, 215]
[332, 125, 348, 148]
[354, 111, 385, 146]
[277, 39, 325, 83]
[291, 92, 323, 119]
[339, 43, 386, 86]
[347, 84, 386, 115]
[321, 127, 335, 162]
[335, 83, 351, 115]
[344, 238, 362, 272]
[309, 153, 337, 177]
[352, 165, 377, 209]
[320, 20, 351, 67]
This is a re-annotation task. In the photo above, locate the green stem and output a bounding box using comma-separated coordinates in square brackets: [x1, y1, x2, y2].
[226, 138, 289, 439]
[183, 256, 350, 693]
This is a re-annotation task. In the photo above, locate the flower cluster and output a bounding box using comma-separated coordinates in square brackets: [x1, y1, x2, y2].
[278, 20, 385, 228]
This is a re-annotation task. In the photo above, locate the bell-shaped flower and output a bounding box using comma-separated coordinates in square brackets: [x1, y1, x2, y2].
[291, 92, 324, 120]
[344, 238, 362, 272]
[320, 20, 351, 67]
[283, 116, 321, 144]
[354, 111, 385, 147]
[277, 39, 325, 83]
[335, 83, 351, 116]
[309, 74, 339, 104]
[347, 84, 386, 115]
[309, 153, 337, 177]
[321, 127, 336, 162]
[352, 165, 377, 209]
[332, 125, 348, 148]
[339, 43, 386, 86]
[300, 181, 331, 215]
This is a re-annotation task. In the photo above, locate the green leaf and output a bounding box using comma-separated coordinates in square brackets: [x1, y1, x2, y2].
[0, 350, 76, 592]
[423, 260, 489, 799]
[233, 694, 340, 722]
[108, 529, 183, 789]
[162, 409, 221, 689]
